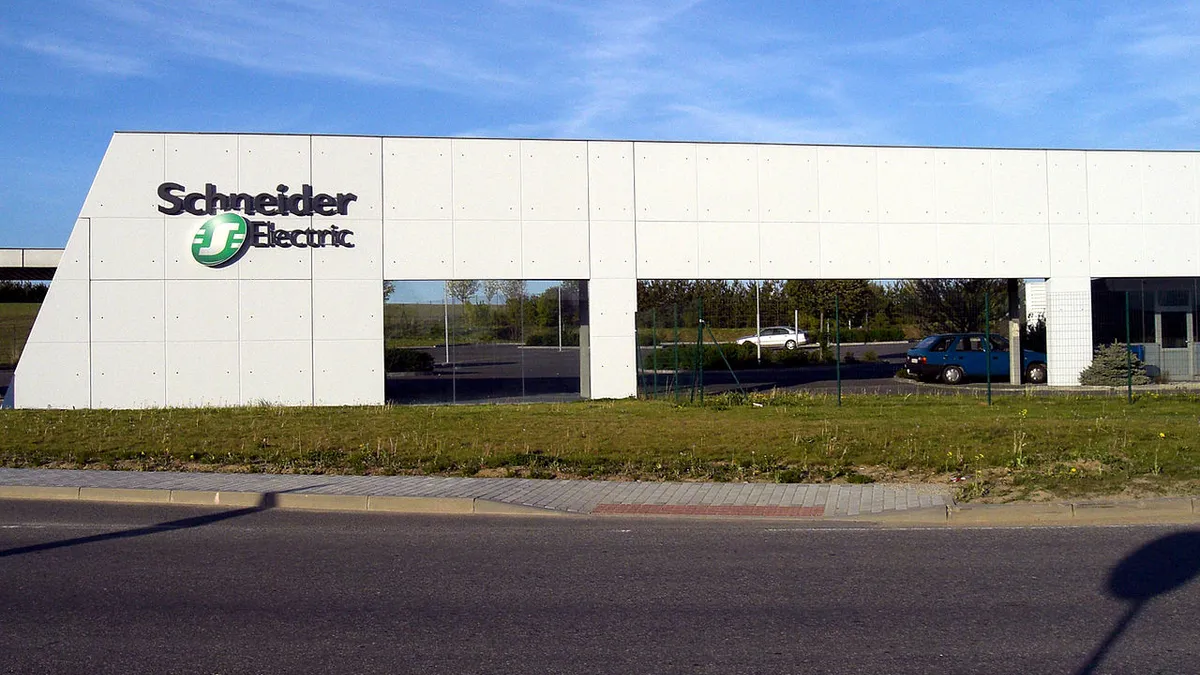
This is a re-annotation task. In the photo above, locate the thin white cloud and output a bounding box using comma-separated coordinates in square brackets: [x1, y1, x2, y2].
[934, 59, 1081, 115]
[85, 0, 525, 92]
[15, 37, 149, 76]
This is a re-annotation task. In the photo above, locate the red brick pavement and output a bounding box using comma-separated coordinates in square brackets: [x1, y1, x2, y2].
[592, 504, 826, 517]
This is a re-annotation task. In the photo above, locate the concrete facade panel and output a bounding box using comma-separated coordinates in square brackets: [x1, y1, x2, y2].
[312, 135, 382, 218]
[635, 143, 697, 221]
[452, 139, 520, 220]
[759, 145, 819, 222]
[1139, 225, 1198, 275]
[235, 216, 313, 280]
[314, 339, 383, 405]
[993, 224, 1050, 278]
[25, 280, 89, 344]
[759, 222, 820, 277]
[167, 341, 240, 407]
[698, 221, 758, 278]
[936, 224, 994, 277]
[383, 220, 452, 279]
[589, 278, 637, 338]
[166, 280, 239, 342]
[165, 134, 238, 193]
[81, 133, 164, 217]
[1046, 151, 1089, 224]
[936, 148, 993, 224]
[1090, 224, 1145, 276]
[820, 223, 879, 278]
[1048, 224, 1090, 277]
[91, 281, 164, 343]
[91, 218, 164, 280]
[1142, 153, 1196, 225]
[239, 279, 311, 341]
[453, 220, 522, 279]
[586, 141, 635, 220]
[636, 221, 697, 278]
[697, 144, 758, 222]
[588, 220, 635, 279]
[877, 147, 935, 224]
[520, 140, 588, 221]
[312, 219, 382, 280]
[1087, 152, 1143, 225]
[878, 224, 938, 278]
[91, 341, 166, 408]
[522, 220, 589, 279]
[312, 280, 382, 341]
[818, 146, 877, 223]
[238, 134, 311, 196]
[991, 150, 1048, 224]
[240, 340, 312, 405]
[383, 137, 453, 219]
[13, 342, 90, 409]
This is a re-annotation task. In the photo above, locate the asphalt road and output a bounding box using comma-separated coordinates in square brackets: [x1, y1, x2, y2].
[2, 500, 1199, 674]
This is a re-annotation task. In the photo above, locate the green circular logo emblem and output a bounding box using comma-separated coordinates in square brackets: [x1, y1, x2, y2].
[192, 213, 248, 267]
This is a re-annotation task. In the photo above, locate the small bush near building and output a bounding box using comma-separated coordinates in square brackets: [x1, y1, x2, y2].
[525, 330, 580, 347]
[385, 348, 435, 373]
[1078, 342, 1151, 386]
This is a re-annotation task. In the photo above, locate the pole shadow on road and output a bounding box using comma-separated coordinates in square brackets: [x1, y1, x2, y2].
[1075, 530, 1200, 675]
[0, 487, 325, 559]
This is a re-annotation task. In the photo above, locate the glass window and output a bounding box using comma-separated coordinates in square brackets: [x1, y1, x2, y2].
[1161, 311, 1188, 349]
[988, 336, 1009, 352]
[959, 336, 984, 352]
[928, 337, 952, 352]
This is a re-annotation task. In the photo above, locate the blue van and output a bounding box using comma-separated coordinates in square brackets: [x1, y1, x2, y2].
[905, 333, 1048, 385]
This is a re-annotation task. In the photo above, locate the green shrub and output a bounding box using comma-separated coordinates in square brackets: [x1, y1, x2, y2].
[861, 350, 879, 362]
[1078, 342, 1151, 386]
[843, 352, 859, 364]
[385, 348, 435, 373]
[525, 330, 580, 347]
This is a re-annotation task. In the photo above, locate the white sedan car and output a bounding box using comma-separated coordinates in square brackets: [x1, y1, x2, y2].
[736, 326, 809, 350]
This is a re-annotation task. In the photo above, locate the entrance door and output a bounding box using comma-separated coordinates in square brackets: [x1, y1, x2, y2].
[1156, 289, 1195, 380]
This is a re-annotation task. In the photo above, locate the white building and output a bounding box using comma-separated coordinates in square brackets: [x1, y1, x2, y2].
[8, 133, 1200, 408]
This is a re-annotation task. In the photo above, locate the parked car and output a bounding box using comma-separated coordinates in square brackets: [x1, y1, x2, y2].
[736, 326, 809, 350]
[905, 333, 1047, 384]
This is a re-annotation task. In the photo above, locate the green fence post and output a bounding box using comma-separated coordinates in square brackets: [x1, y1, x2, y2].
[651, 308, 658, 400]
[673, 304, 681, 404]
[985, 288, 992, 406]
[696, 295, 704, 404]
[835, 293, 841, 407]
[1125, 290, 1132, 404]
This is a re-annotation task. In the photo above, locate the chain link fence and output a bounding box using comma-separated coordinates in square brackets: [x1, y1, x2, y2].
[635, 278, 1198, 404]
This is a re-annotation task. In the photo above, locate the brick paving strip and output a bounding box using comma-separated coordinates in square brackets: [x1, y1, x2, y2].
[0, 468, 952, 518]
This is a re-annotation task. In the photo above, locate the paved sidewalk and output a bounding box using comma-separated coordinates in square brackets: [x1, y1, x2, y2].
[0, 468, 951, 518]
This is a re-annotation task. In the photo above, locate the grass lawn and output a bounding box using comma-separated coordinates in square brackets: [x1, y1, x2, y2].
[2, 391, 1198, 502]
[0, 304, 40, 368]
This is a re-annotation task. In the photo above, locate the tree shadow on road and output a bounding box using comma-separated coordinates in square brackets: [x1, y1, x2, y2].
[1075, 530, 1200, 675]
[0, 487, 326, 559]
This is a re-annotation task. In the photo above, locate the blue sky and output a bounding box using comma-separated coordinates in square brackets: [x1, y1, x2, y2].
[2, 0, 1199, 248]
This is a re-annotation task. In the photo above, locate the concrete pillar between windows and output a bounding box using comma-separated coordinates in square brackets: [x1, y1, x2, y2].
[1045, 276, 1094, 386]
[578, 280, 590, 398]
[579, 278, 638, 400]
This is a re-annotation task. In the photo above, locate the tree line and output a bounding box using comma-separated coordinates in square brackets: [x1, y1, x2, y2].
[637, 279, 1016, 335]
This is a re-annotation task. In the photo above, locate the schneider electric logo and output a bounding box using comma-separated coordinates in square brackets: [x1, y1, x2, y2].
[161, 182, 358, 268]
[192, 213, 248, 267]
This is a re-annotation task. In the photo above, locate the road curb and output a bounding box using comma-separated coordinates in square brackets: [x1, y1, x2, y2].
[0, 484, 567, 516]
[840, 497, 1200, 527]
[1, 484, 1197, 525]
